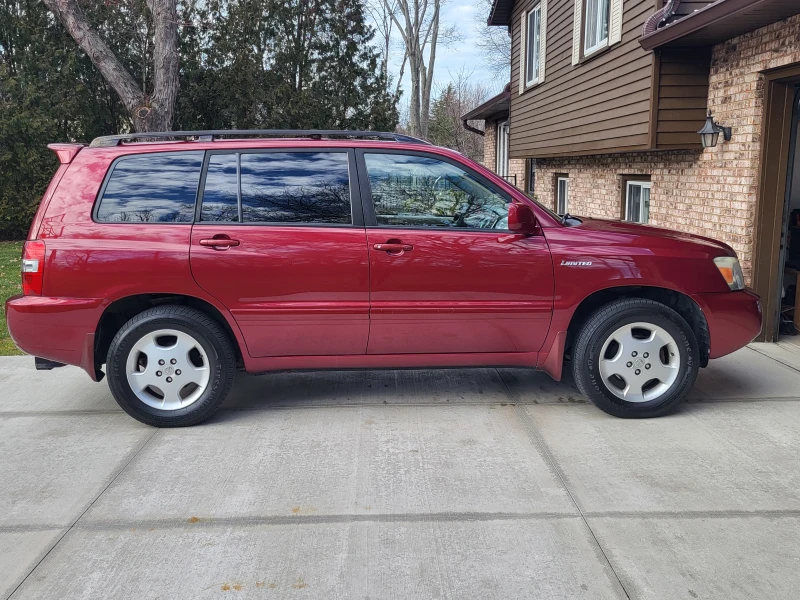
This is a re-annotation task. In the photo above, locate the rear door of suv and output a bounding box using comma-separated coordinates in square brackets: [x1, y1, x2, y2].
[189, 147, 369, 357]
[356, 149, 554, 355]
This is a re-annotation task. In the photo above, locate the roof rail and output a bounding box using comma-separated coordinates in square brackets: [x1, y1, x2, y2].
[89, 129, 430, 148]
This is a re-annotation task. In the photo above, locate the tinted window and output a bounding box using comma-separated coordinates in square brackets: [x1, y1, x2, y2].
[97, 152, 203, 223]
[201, 154, 239, 222]
[364, 153, 510, 230]
[240, 152, 351, 224]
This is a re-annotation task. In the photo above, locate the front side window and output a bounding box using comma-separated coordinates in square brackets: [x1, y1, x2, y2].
[584, 0, 610, 56]
[526, 5, 542, 85]
[364, 153, 511, 230]
[626, 181, 651, 224]
[200, 151, 352, 225]
[96, 152, 203, 223]
[556, 176, 569, 214]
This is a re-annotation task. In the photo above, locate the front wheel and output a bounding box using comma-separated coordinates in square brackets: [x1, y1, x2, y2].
[572, 298, 699, 418]
[106, 305, 236, 427]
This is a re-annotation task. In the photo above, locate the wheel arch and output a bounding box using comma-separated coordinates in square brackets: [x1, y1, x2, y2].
[94, 294, 245, 373]
[565, 286, 710, 369]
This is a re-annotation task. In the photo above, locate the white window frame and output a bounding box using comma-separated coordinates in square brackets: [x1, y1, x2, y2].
[525, 5, 542, 87]
[583, 0, 610, 57]
[625, 180, 651, 224]
[496, 122, 510, 177]
[556, 176, 569, 214]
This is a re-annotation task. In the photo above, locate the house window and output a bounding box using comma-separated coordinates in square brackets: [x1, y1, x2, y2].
[556, 175, 569, 214]
[520, 1, 547, 92]
[496, 121, 510, 177]
[584, 0, 610, 56]
[525, 5, 542, 86]
[572, 0, 620, 66]
[625, 180, 651, 224]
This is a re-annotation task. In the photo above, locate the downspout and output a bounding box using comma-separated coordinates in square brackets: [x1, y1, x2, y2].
[462, 119, 485, 136]
[642, 0, 682, 36]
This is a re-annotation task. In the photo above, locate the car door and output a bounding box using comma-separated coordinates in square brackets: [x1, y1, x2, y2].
[357, 149, 554, 355]
[190, 148, 370, 357]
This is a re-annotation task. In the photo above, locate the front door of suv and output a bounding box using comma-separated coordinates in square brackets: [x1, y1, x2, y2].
[358, 150, 554, 355]
[190, 148, 369, 357]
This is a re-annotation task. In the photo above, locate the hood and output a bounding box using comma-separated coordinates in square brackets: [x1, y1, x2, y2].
[571, 217, 737, 257]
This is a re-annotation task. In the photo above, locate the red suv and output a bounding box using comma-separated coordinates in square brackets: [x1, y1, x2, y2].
[6, 130, 762, 426]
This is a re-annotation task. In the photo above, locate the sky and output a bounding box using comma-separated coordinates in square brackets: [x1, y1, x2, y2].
[384, 0, 508, 107]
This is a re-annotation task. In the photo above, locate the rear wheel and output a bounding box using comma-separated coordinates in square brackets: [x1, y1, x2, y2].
[572, 298, 699, 418]
[106, 305, 235, 427]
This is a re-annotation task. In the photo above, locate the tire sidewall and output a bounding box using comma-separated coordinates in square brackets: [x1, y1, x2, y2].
[580, 304, 698, 417]
[108, 312, 230, 424]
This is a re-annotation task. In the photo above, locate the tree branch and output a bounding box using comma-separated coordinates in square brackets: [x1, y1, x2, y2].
[42, 0, 144, 114]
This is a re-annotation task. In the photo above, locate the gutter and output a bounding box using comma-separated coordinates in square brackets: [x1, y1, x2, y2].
[640, 0, 780, 51]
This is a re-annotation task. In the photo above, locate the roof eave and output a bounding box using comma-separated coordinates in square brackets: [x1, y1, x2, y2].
[487, 0, 513, 27]
[460, 91, 511, 122]
[639, 0, 793, 51]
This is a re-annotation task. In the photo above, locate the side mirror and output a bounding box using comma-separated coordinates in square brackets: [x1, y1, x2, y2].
[508, 203, 538, 236]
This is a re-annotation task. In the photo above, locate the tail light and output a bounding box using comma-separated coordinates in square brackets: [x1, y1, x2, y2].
[22, 240, 46, 296]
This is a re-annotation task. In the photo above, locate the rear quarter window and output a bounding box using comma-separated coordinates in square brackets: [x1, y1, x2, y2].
[96, 151, 204, 223]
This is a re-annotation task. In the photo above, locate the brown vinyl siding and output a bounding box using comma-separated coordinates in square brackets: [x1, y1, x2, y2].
[510, 0, 659, 158]
[653, 49, 711, 148]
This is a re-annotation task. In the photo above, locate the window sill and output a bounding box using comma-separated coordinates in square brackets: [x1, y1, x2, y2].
[577, 43, 613, 66]
[520, 79, 545, 95]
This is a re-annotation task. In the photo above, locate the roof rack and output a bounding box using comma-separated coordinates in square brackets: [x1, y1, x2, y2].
[89, 129, 430, 148]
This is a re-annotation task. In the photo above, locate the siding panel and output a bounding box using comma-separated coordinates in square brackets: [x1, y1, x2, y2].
[654, 48, 711, 150]
[509, 0, 658, 158]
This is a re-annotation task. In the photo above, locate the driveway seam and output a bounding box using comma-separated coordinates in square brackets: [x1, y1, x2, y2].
[9, 507, 800, 535]
[583, 509, 800, 519]
[74, 512, 580, 531]
[748, 344, 800, 374]
[5, 428, 159, 600]
[5, 396, 800, 419]
[512, 404, 632, 600]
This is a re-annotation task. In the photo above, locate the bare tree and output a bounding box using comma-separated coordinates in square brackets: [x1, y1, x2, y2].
[428, 69, 492, 162]
[386, 0, 459, 139]
[366, 0, 407, 99]
[474, 0, 510, 81]
[42, 0, 179, 132]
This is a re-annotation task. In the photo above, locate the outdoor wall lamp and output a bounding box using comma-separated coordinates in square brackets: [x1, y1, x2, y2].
[698, 110, 732, 148]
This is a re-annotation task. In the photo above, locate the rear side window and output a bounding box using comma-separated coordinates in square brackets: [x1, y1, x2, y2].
[96, 152, 203, 223]
[200, 151, 352, 225]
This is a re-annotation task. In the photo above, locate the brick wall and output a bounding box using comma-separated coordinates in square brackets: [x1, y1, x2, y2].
[483, 121, 497, 174]
[532, 14, 800, 282]
[509, 158, 527, 192]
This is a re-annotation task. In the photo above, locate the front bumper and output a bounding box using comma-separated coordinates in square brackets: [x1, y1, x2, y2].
[5, 295, 107, 380]
[692, 288, 762, 359]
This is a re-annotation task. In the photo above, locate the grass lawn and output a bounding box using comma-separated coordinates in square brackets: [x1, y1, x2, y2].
[0, 241, 24, 356]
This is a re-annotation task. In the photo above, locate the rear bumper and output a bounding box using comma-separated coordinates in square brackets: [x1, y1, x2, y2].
[5, 295, 107, 380]
[692, 288, 762, 359]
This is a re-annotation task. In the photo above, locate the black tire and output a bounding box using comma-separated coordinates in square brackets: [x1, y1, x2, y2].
[571, 298, 699, 418]
[106, 305, 235, 427]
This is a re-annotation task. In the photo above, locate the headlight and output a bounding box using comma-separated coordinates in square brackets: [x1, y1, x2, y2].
[713, 256, 745, 291]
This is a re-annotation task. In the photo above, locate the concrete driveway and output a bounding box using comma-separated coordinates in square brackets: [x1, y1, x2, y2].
[1, 343, 800, 599]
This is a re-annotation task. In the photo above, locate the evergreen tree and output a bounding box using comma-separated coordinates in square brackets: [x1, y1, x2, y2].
[175, 0, 398, 131]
